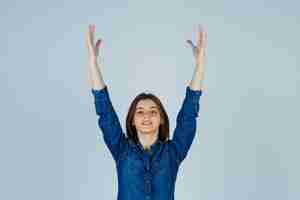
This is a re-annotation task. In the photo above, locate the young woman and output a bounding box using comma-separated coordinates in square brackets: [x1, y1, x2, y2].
[86, 24, 206, 200]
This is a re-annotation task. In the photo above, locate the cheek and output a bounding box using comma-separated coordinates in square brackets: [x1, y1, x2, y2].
[153, 117, 162, 125]
[133, 117, 141, 125]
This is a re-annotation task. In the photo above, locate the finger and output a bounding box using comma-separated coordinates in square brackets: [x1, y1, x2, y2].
[87, 25, 96, 55]
[95, 39, 102, 56]
[197, 24, 204, 47]
[186, 39, 196, 49]
[90, 24, 95, 33]
[198, 25, 207, 48]
[89, 24, 95, 44]
[85, 28, 93, 54]
[203, 30, 207, 48]
[86, 26, 92, 47]
[186, 40, 198, 57]
[96, 39, 101, 49]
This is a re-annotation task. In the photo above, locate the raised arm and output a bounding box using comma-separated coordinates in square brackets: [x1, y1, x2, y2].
[170, 87, 202, 165]
[86, 25, 126, 162]
[170, 25, 207, 165]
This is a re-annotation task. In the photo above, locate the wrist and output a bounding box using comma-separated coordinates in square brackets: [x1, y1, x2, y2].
[89, 59, 99, 68]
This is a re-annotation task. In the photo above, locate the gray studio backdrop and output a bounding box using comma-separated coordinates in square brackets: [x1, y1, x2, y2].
[1, 0, 299, 200]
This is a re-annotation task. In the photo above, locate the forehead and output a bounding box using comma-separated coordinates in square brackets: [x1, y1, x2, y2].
[136, 99, 159, 109]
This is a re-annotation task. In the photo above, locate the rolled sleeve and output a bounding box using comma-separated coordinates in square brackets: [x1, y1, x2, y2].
[186, 86, 202, 103]
[91, 86, 126, 163]
[170, 86, 203, 165]
[91, 86, 109, 100]
[181, 86, 202, 118]
[91, 86, 114, 116]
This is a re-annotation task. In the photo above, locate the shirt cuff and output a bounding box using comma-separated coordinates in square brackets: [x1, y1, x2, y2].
[186, 86, 202, 103]
[91, 86, 109, 101]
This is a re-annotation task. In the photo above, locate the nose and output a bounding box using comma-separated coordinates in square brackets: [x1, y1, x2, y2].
[143, 112, 151, 119]
[142, 111, 154, 119]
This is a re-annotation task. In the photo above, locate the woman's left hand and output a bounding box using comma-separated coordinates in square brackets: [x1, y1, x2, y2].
[186, 25, 207, 67]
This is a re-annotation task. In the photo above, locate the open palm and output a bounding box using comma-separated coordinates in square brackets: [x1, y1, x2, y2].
[85, 24, 102, 64]
[186, 25, 207, 66]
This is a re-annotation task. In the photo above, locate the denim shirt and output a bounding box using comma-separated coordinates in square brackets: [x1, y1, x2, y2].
[91, 86, 202, 200]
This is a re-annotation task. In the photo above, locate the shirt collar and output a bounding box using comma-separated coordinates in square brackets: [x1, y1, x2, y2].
[133, 137, 162, 153]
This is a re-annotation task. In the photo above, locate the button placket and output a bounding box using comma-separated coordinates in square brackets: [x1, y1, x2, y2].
[144, 173, 152, 194]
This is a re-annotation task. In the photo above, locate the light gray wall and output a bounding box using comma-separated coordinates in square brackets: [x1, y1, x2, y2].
[1, 0, 299, 199]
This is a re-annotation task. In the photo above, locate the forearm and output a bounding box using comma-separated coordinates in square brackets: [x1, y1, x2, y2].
[189, 63, 204, 91]
[89, 61, 106, 90]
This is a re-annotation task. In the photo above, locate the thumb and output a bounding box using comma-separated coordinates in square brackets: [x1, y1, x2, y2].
[186, 40, 196, 49]
[95, 39, 102, 56]
[186, 40, 197, 57]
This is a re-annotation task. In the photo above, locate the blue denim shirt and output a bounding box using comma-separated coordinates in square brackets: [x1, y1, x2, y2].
[91, 86, 202, 200]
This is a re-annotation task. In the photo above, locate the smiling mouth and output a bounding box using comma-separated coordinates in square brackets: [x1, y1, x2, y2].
[142, 123, 152, 126]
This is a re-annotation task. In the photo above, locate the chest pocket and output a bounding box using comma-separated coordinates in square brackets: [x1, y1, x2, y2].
[152, 153, 169, 175]
[128, 150, 145, 175]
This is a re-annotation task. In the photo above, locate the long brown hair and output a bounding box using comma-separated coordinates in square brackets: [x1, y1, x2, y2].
[126, 92, 169, 144]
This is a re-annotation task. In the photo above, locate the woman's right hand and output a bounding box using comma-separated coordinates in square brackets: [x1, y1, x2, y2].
[86, 24, 102, 65]
[85, 24, 106, 90]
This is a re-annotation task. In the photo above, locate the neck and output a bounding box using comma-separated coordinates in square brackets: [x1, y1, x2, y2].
[137, 130, 159, 150]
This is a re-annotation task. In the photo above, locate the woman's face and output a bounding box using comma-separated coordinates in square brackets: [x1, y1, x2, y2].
[132, 99, 162, 136]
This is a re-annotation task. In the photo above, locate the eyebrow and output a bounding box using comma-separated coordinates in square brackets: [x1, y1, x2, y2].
[136, 106, 158, 110]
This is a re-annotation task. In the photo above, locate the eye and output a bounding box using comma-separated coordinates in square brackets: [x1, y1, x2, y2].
[151, 110, 158, 115]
